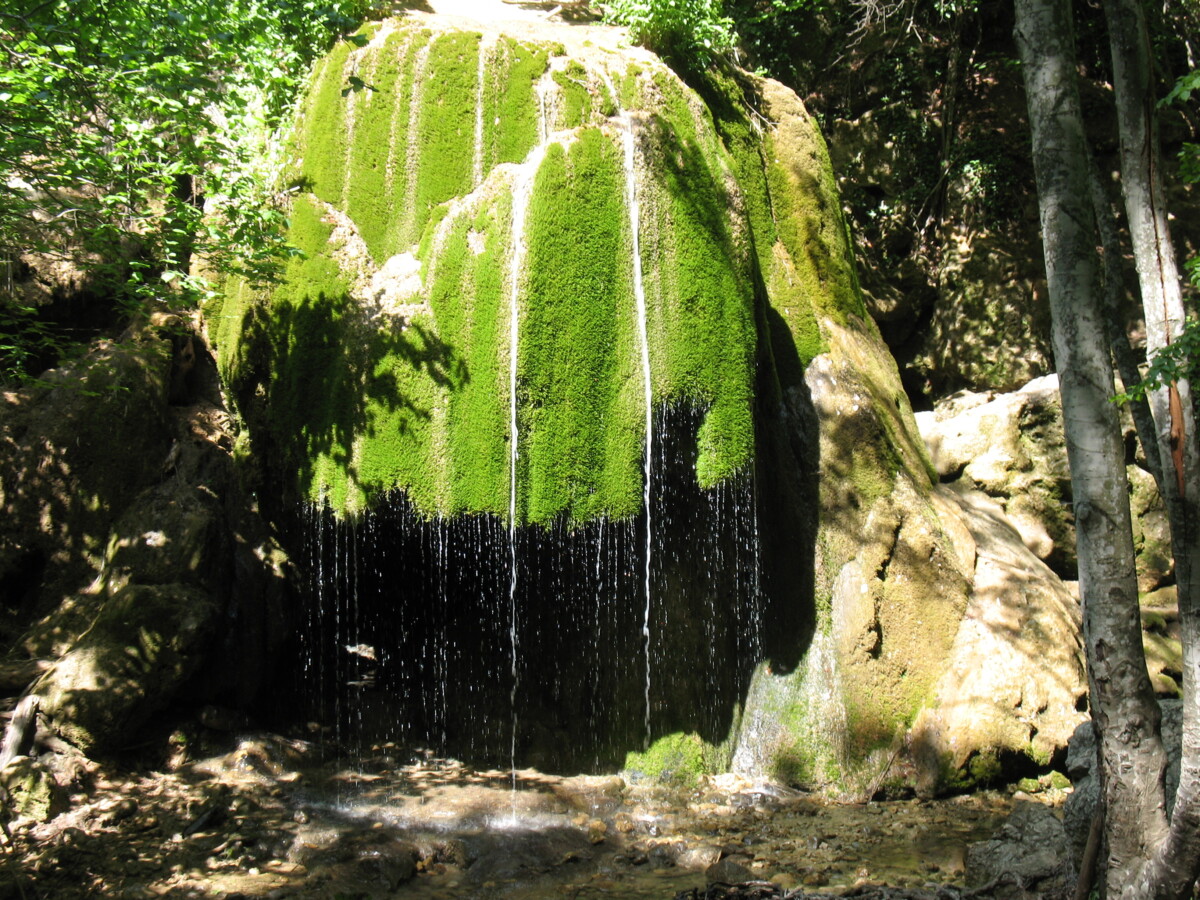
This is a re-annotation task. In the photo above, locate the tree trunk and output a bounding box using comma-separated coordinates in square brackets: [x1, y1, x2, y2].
[1088, 158, 1164, 494]
[1014, 0, 1171, 894]
[1103, 0, 1200, 893]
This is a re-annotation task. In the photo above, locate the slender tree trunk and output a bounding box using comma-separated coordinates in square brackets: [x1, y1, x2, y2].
[1103, 0, 1200, 893]
[1088, 158, 1165, 494]
[1014, 0, 1171, 894]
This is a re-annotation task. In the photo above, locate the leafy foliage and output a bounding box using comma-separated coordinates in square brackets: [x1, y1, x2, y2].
[605, 0, 737, 67]
[0, 0, 371, 381]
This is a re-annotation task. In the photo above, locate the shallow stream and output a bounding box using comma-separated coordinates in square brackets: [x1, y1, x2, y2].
[16, 734, 1035, 899]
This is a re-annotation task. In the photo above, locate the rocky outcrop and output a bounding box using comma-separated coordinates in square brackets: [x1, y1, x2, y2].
[0, 325, 291, 763]
[205, 10, 1097, 793]
[965, 801, 1074, 896]
[910, 486, 1086, 794]
[915, 376, 1076, 576]
[0, 338, 175, 635]
[915, 374, 1173, 592]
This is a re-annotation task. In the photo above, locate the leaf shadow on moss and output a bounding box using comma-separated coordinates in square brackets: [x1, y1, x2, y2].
[233, 290, 469, 503]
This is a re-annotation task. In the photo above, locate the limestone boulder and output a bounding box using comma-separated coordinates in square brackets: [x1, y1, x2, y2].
[736, 347, 1088, 797]
[915, 375, 1076, 576]
[33, 583, 220, 754]
[0, 756, 68, 823]
[909, 486, 1086, 794]
[733, 320, 980, 798]
[917, 373, 1172, 594]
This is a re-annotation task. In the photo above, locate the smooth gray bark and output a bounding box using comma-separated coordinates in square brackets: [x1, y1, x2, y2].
[1015, 0, 1170, 894]
[1088, 159, 1165, 494]
[1103, 0, 1200, 894]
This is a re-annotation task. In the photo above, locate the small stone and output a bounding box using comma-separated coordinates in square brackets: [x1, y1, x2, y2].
[0, 757, 68, 823]
[770, 872, 799, 891]
[1047, 770, 1071, 790]
[676, 844, 721, 869]
[706, 856, 754, 884]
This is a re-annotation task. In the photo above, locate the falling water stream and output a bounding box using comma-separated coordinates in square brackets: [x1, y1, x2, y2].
[506, 148, 546, 814]
[607, 73, 655, 749]
[472, 38, 487, 188]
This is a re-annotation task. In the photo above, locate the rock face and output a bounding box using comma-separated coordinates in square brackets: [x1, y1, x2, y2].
[965, 801, 1073, 895]
[909, 487, 1086, 793]
[0, 328, 291, 758]
[205, 9, 1090, 791]
[916, 376, 1076, 576]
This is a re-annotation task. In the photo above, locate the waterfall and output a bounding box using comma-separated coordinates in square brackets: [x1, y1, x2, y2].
[286, 45, 772, 780]
[506, 144, 547, 810]
[606, 73, 655, 748]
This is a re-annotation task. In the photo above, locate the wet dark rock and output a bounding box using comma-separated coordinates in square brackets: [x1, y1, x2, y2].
[551, 774, 625, 815]
[707, 855, 756, 884]
[349, 841, 418, 889]
[965, 801, 1071, 895]
[462, 827, 593, 883]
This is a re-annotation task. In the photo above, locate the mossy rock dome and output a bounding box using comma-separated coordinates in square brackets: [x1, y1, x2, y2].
[206, 14, 863, 523]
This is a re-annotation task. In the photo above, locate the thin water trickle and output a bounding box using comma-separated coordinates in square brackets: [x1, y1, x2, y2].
[473, 39, 487, 187]
[507, 143, 548, 815]
[607, 71, 655, 748]
[534, 70, 554, 143]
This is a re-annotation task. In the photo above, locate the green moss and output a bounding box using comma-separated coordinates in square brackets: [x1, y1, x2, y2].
[411, 32, 482, 245]
[215, 33, 869, 524]
[552, 60, 592, 129]
[434, 197, 511, 516]
[640, 69, 757, 488]
[763, 126, 864, 326]
[519, 129, 641, 525]
[968, 750, 1003, 785]
[482, 37, 550, 170]
[345, 28, 420, 262]
[292, 39, 354, 207]
[623, 732, 717, 785]
[939, 748, 1004, 794]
